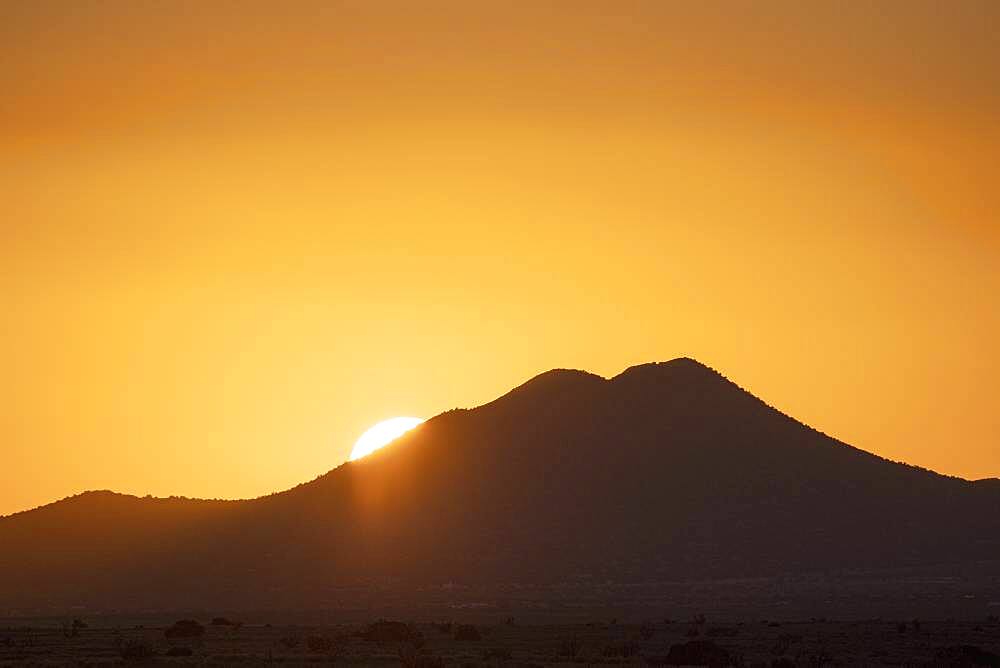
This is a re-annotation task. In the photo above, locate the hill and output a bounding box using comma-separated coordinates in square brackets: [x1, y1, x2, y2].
[2, 358, 998, 614]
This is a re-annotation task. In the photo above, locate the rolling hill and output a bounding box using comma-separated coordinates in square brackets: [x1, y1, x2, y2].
[2, 358, 998, 613]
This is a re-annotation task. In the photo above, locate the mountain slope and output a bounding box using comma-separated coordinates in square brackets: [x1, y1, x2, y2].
[2, 358, 998, 612]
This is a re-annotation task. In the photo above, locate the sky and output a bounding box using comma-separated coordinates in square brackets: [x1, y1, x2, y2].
[2, 1, 998, 516]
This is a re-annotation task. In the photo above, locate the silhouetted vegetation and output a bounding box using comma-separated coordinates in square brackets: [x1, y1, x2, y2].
[935, 645, 1000, 666]
[453, 624, 481, 641]
[602, 641, 639, 658]
[4, 618, 1000, 665]
[306, 633, 346, 658]
[358, 620, 423, 645]
[770, 633, 802, 656]
[119, 639, 154, 661]
[399, 645, 445, 668]
[164, 619, 204, 639]
[483, 646, 513, 661]
[665, 640, 730, 667]
[557, 636, 581, 659]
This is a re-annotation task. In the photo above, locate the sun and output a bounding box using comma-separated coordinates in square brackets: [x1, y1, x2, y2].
[349, 416, 425, 461]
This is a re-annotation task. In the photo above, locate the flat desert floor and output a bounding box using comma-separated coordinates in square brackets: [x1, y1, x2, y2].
[2, 616, 1000, 666]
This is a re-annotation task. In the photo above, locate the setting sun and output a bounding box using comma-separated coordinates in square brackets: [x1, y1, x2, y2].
[349, 417, 425, 461]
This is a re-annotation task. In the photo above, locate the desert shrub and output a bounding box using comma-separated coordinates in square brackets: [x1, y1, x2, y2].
[770, 633, 802, 656]
[279, 635, 300, 649]
[912, 619, 921, 632]
[557, 637, 581, 659]
[211, 617, 235, 626]
[307, 635, 340, 653]
[72, 619, 88, 630]
[399, 645, 445, 668]
[706, 626, 738, 638]
[934, 645, 1000, 666]
[504, 616, 516, 626]
[665, 640, 729, 668]
[770, 658, 796, 668]
[164, 619, 204, 639]
[359, 620, 422, 644]
[166, 646, 193, 656]
[120, 639, 154, 661]
[454, 624, 481, 641]
[432, 621, 453, 634]
[896, 622, 907, 634]
[639, 622, 656, 640]
[483, 647, 513, 660]
[602, 641, 639, 658]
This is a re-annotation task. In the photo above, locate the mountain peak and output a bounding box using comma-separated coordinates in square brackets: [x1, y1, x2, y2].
[500, 367, 604, 398]
[612, 357, 723, 382]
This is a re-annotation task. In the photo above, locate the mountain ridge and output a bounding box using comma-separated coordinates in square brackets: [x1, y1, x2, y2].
[4, 356, 990, 520]
[2, 357, 998, 613]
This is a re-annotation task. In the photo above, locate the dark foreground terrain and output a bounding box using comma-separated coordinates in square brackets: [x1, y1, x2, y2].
[3, 614, 999, 667]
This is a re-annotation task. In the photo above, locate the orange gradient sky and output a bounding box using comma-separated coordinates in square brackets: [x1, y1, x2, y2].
[2, 1, 998, 515]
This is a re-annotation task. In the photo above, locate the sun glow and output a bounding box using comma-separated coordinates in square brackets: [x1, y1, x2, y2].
[349, 416, 425, 461]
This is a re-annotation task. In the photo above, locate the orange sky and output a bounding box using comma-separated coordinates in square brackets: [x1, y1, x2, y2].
[2, 1, 998, 516]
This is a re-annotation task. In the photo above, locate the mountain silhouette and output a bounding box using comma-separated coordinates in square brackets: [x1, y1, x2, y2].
[2, 358, 998, 613]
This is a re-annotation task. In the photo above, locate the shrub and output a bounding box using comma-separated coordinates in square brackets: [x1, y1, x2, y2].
[399, 645, 445, 668]
[164, 619, 205, 639]
[557, 637, 581, 659]
[120, 639, 154, 661]
[934, 645, 1000, 666]
[454, 624, 481, 641]
[639, 622, 656, 640]
[665, 640, 729, 668]
[166, 646, 193, 656]
[211, 617, 235, 626]
[432, 622, 453, 634]
[307, 635, 335, 653]
[770, 633, 802, 656]
[359, 620, 423, 646]
[602, 641, 639, 658]
[483, 647, 513, 660]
